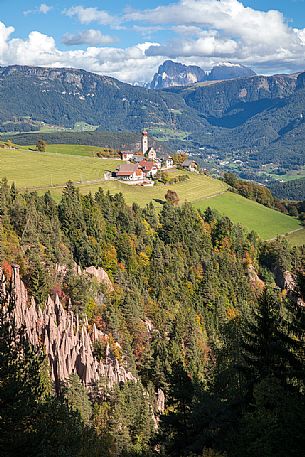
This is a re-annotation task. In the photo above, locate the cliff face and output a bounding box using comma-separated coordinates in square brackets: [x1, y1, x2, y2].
[150, 60, 207, 89]
[150, 60, 256, 89]
[1, 264, 135, 389]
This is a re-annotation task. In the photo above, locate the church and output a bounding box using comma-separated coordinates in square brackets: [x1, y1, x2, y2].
[116, 131, 174, 183]
[119, 131, 157, 162]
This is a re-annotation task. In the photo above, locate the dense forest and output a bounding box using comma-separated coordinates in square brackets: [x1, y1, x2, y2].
[0, 178, 304, 456]
[269, 177, 305, 201]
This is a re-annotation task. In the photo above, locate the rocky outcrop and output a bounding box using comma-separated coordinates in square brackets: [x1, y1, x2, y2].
[1, 264, 135, 390]
[56, 262, 114, 292]
[247, 265, 265, 291]
[84, 266, 114, 292]
[151, 60, 207, 89]
[207, 62, 256, 81]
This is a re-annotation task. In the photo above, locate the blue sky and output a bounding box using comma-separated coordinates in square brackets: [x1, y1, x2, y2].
[1, 1, 305, 82]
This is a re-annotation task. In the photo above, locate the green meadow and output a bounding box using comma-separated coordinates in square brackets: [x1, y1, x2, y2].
[54, 172, 227, 207]
[286, 228, 305, 246]
[20, 143, 113, 157]
[193, 192, 302, 241]
[0, 148, 119, 188]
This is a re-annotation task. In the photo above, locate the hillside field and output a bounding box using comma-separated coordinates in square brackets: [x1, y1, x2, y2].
[193, 192, 302, 241]
[0, 145, 303, 243]
[22, 144, 113, 157]
[286, 228, 305, 247]
[0, 148, 119, 188]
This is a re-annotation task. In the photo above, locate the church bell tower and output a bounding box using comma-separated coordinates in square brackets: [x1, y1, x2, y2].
[142, 130, 149, 155]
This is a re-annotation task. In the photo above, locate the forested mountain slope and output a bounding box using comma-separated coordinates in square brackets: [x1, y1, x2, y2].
[1, 65, 305, 169]
[0, 65, 203, 133]
[0, 178, 305, 456]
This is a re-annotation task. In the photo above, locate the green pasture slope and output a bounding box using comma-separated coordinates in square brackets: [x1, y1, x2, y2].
[0, 146, 226, 199]
[194, 192, 302, 241]
[0, 145, 303, 243]
[58, 173, 226, 207]
[286, 228, 305, 247]
[20, 143, 112, 157]
[0, 148, 119, 188]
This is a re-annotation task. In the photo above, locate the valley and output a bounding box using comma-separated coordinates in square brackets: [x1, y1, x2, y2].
[1, 64, 305, 182]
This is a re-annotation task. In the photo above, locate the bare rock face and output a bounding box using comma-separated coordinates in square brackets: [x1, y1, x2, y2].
[55, 263, 114, 292]
[247, 265, 265, 291]
[84, 266, 114, 292]
[1, 265, 135, 390]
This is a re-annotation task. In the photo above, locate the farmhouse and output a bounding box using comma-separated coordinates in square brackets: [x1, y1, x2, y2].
[116, 163, 144, 181]
[133, 155, 145, 163]
[182, 159, 198, 172]
[139, 160, 159, 177]
[145, 147, 157, 161]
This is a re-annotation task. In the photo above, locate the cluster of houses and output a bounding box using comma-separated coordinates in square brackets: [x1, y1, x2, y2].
[112, 131, 199, 185]
[114, 131, 174, 184]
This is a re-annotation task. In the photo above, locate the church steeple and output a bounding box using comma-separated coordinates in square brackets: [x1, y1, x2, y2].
[142, 130, 148, 155]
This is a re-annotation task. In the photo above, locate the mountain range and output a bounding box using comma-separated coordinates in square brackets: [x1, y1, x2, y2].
[150, 60, 256, 89]
[0, 64, 305, 173]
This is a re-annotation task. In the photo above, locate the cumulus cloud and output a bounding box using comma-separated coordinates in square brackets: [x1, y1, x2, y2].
[125, 0, 305, 70]
[62, 29, 115, 46]
[0, 21, 161, 82]
[147, 32, 238, 58]
[3, 1, 305, 83]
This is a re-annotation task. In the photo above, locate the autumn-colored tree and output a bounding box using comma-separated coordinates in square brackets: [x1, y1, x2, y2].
[165, 189, 179, 206]
[36, 140, 47, 152]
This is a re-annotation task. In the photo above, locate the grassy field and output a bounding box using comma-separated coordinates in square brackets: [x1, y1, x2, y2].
[20, 144, 113, 157]
[286, 229, 305, 247]
[0, 148, 119, 188]
[0, 147, 226, 200]
[48, 172, 227, 206]
[269, 166, 305, 182]
[193, 192, 302, 240]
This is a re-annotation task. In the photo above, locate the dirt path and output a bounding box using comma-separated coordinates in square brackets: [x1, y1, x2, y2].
[268, 227, 304, 241]
[22, 177, 107, 192]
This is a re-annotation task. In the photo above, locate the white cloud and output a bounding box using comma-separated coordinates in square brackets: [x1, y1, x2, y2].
[147, 32, 238, 58]
[24, 3, 53, 16]
[0, 22, 161, 83]
[62, 30, 115, 46]
[63, 6, 120, 28]
[39, 4, 52, 14]
[0, 22, 14, 57]
[125, 0, 305, 70]
[3, 1, 305, 83]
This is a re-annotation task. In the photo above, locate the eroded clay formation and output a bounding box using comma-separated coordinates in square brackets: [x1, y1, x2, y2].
[1, 264, 136, 390]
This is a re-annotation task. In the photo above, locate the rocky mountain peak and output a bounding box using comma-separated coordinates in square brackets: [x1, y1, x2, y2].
[207, 62, 256, 81]
[150, 60, 207, 89]
[150, 60, 256, 89]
